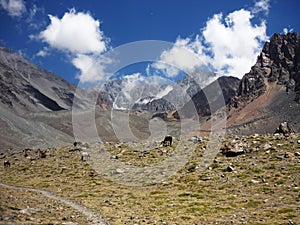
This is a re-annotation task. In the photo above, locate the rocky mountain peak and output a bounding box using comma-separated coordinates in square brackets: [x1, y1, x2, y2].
[230, 32, 300, 108]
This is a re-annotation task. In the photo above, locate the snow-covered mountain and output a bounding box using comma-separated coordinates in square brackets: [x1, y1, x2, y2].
[94, 73, 173, 110]
[95, 71, 218, 111]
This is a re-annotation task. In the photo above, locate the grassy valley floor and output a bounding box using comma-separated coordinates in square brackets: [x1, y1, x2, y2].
[0, 134, 299, 224]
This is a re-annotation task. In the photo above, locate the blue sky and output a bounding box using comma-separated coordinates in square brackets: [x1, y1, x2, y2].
[0, 0, 299, 86]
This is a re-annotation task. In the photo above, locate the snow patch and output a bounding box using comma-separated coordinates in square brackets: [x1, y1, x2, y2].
[156, 85, 173, 99]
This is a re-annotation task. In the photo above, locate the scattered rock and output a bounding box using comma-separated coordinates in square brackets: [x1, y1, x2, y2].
[276, 154, 285, 159]
[0, 153, 6, 159]
[251, 179, 260, 184]
[4, 214, 17, 220]
[186, 164, 197, 173]
[60, 166, 67, 173]
[263, 143, 272, 151]
[284, 152, 293, 158]
[62, 216, 68, 220]
[221, 141, 245, 157]
[227, 149, 245, 157]
[19, 207, 40, 216]
[110, 155, 118, 160]
[114, 169, 125, 174]
[201, 177, 213, 181]
[274, 122, 294, 135]
[188, 136, 202, 143]
[226, 166, 235, 172]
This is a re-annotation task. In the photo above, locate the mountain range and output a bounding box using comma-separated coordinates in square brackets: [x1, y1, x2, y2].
[0, 32, 299, 151]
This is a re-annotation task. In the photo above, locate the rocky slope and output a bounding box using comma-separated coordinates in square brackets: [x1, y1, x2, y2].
[229, 32, 300, 108]
[174, 76, 240, 119]
[0, 47, 103, 150]
[0, 46, 92, 114]
[225, 33, 300, 134]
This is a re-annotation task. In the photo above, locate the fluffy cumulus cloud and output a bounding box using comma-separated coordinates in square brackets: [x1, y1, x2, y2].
[152, 0, 268, 79]
[36, 8, 109, 83]
[152, 36, 209, 77]
[202, 9, 267, 77]
[0, 0, 26, 17]
[39, 8, 107, 54]
[72, 54, 112, 83]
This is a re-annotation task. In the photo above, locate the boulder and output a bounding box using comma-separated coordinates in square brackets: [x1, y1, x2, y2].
[275, 122, 294, 134]
[221, 141, 245, 157]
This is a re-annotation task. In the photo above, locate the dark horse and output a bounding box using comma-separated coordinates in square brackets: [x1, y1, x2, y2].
[4, 160, 10, 167]
[162, 136, 172, 146]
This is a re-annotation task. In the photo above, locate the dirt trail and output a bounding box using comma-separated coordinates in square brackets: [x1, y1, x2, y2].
[0, 181, 109, 225]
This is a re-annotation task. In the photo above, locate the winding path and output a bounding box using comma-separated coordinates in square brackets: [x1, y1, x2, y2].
[0, 181, 110, 225]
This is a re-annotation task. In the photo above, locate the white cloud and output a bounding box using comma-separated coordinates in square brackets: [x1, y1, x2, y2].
[36, 47, 49, 57]
[26, 4, 45, 29]
[0, 0, 26, 17]
[27, 4, 37, 21]
[38, 8, 107, 54]
[72, 54, 112, 83]
[283, 27, 293, 34]
[202, 9, 267, 78]
[33, 2, 269, 84]
[152, 36, 208, 77]
[252, 0, 270, 15]
[151, 6, 268, 79]
[35, 8, 110, 83]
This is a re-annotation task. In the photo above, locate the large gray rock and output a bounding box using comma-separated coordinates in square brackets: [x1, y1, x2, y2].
[275, 122, 294, 134]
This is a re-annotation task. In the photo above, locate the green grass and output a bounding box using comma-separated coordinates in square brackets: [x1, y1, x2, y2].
[1, 134, 299, 224]
[278, 208, 295, 214]
[246, 200, 262, 208]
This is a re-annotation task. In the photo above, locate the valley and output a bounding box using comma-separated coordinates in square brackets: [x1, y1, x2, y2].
[0, 134, 299, 224]
[0, 32, 300, 224]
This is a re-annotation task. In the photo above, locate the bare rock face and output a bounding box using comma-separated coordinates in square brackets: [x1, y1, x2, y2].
[266, 33, 300, 86]
[275, 122, 294, 134]
[230, 33, 300, 108]
[0, 46, 96, 113]
[177, 76, 240, 118]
